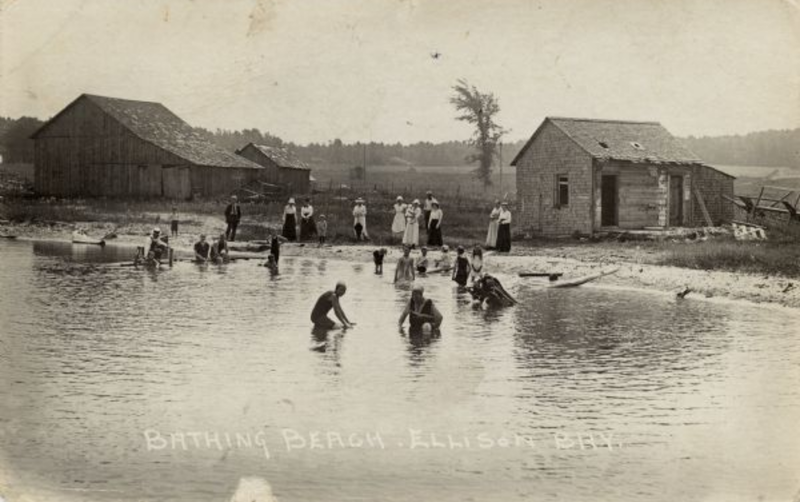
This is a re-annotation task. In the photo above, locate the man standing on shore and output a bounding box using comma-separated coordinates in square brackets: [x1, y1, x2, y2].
[224, 195, 242, 241]
[423, 191, 437, 227]
[310, 281, 356, 330]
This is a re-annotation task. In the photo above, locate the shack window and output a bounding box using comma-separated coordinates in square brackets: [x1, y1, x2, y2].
[556, 175, 569, 207]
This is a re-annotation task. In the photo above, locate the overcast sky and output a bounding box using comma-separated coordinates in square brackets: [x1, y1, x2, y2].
[1, 0, 798, 144]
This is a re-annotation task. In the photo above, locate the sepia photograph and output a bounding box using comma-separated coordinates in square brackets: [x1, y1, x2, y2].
[1, 0, 799, 501]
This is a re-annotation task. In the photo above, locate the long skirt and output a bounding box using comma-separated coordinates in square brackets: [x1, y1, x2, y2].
[392, 212, 406, 234]
[402, 220, 419, 248]
[485, 220, 499, 248]
[282, 214, 297, 241]
[300, 217, 316, 240]
[496, 223, 511, 252]
[427, 220, 443, 247]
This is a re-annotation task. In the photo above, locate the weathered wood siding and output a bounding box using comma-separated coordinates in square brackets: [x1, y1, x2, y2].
[515, 121, 594, 236]
[237, 144, 311, 194]
[690, 165, 734, 225]
[237, 145, 281, 183]
[34, 97, 257, 198]
[593, 161, 692, 229]
[279, 167, 310, 194]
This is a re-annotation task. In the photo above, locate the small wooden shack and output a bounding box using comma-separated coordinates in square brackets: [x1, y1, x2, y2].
[511, 117, 735, 236]
[236, 143, 311, 194]
[31, 94, 264, 198]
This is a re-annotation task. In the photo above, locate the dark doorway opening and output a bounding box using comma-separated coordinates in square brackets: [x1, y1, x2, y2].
[670, 176, 683, 226]
[601, 175, 618, 227]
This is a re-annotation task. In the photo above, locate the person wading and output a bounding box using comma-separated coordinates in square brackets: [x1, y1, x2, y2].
[310, 281, 356, 329]
[398, 284, 443, 335]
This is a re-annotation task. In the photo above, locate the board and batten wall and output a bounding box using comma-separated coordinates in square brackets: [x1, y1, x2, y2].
[237, 145, 311, 194]
[34, 98, 262, 198]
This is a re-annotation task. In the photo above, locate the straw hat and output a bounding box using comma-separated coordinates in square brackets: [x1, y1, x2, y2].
[396, 195, 404, 201]
[355, 197, 365, 204]
[412, 199, 420, 205]
[288, 198, 295, 204]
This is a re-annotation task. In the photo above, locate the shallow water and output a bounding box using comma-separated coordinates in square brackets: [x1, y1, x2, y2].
[1, 239, 799, 502]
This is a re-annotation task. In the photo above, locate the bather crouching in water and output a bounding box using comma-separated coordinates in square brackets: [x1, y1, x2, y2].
[398, 284, 443, 336]
[468, 273, 517, 308]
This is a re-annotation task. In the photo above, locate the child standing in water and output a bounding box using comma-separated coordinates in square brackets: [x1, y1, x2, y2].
[452, 246, 470, 286]
[394, 246, 416, 283]
[373, 248, 386, 274]
[416, 247, 429, 274]
[470, 246, 484, 283]
[317, 215, 328, 246]
[170, 207, 179, 237]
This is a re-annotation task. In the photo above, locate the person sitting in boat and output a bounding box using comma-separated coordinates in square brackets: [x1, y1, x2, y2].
[398, 284, 443, 335]
[193, 234, 210, 263]
[468, 273, 517, 307]
[310, 281, 356, 330]
[146, 227, 169, 262]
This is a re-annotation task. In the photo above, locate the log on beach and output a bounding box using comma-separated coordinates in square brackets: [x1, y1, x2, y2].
[547, 268, 619, 288]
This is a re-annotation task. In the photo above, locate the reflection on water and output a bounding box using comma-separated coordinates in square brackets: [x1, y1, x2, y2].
[1, 239, 799, 502]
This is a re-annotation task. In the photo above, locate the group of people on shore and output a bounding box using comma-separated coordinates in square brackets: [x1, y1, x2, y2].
[216, 190, 513, 252]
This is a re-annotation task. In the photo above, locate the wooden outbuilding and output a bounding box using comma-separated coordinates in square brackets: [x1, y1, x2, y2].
[511, 117, 735, 236]
[31, 94, 264, 199]
[236, 143, 311, 194]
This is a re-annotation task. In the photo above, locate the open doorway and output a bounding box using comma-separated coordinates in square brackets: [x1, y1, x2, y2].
[669, 176, 683, 226]
[601, 175, 618, 227]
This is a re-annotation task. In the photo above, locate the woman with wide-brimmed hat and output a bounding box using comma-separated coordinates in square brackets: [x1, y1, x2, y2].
[402, 199, 422, 248]
[496, 201, 512, 252]
[391, 195, 407, 237]
[352, 197, 369, 241]
[282, 197, 298, 241]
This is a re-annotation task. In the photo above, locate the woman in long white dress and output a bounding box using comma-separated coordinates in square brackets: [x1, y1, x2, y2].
[485, 200, 501, 249]
[402, 199, 422, 248]
[352, 198, 368, 241]
[391, 196, 407, 236]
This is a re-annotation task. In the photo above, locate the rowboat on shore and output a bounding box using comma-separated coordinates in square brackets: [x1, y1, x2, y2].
[71, 231, 105, 246]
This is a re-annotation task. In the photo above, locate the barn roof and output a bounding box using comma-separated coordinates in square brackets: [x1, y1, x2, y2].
[240, 143, 311, 171]
[511, 117, 704, 166]
[33, 94, 263, 170]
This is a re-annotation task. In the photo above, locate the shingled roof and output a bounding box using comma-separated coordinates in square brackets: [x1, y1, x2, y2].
[511, 117, 703, 166]
[240, 143, 311, 171]
[33, 94, 263, 170]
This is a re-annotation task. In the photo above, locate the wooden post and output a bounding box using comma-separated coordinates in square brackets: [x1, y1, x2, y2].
[169, 247, 174, 267]
[752, 187, 764, 218]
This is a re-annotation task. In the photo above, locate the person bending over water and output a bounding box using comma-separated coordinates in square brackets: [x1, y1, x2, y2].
[310, 281, 356, 329]
[398, 284, 443, 335]
[416, 247, 429, 274]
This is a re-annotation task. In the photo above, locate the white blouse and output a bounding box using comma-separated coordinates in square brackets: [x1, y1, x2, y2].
[353, 205, 367, 225]
[498, 208, 512, 224]
[301, 205, 314, 218]
[429, 208, 443, 222]
[284, 205, 296, 215]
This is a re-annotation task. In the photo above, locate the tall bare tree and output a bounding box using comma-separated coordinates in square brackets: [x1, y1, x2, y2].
[450, 79, 506, 186]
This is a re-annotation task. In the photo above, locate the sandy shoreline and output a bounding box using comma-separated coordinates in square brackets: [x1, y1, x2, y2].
[2, 219, 799, 310]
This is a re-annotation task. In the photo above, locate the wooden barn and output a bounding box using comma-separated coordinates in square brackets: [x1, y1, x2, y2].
[511, 117, 735, 236]
[236, 143, 311, 194]
[31, 94, 264, 199]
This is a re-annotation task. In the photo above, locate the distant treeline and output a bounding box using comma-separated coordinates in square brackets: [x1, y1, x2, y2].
[1, 115, 797, 170]
[682, 129, 800, 169]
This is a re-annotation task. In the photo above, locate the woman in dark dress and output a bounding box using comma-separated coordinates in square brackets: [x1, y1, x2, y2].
[427, 201, 443, 247]
[496, 201, 512, 253]
[452, 246, 470, 286]
[299, 198, 316, 241]
[282, 198, 297, 241]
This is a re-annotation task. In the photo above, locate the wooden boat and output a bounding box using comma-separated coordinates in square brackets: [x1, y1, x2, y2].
[71, 232, 105, 246]
[547, 268, 619, 288]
